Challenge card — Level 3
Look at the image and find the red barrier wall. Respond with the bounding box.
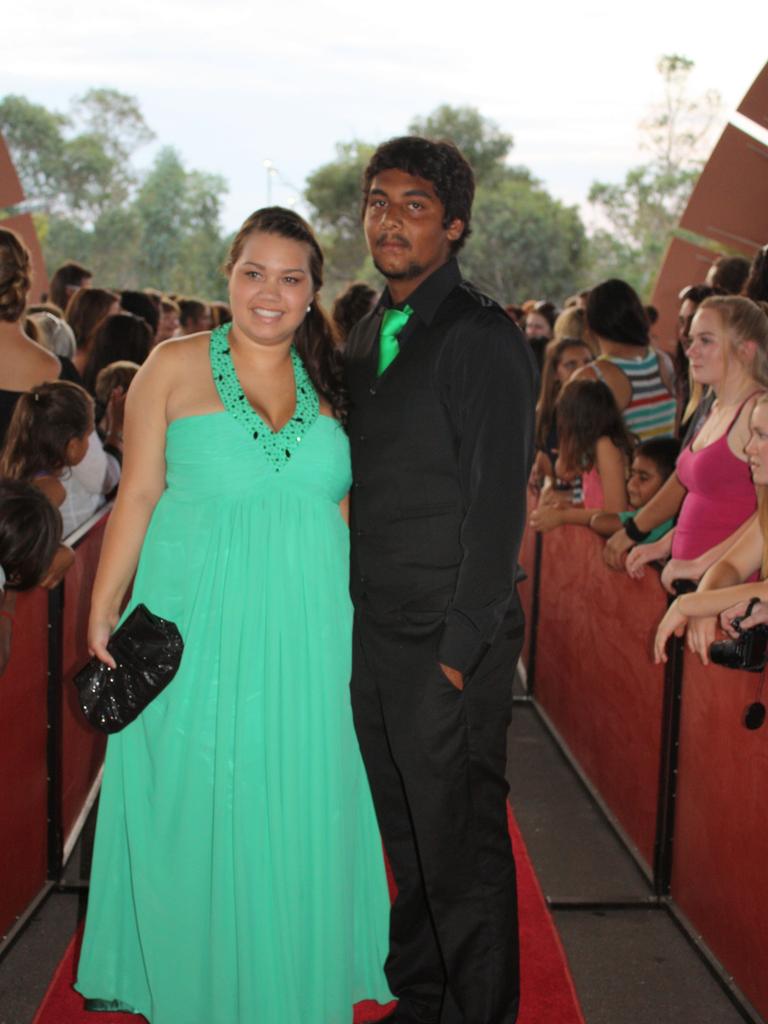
[0,588,50,939]
[59,514,108,845]
[532,524,668,868]
[671,659,768,1020]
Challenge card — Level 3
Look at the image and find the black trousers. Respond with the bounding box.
[351,608,522,1024]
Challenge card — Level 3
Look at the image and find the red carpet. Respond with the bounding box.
[33,805,584,1024]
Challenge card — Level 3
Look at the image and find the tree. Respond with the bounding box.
[586,55,722,297]
[2,89,230,298]
[304,141,375,293]
[408,105,513,185]
[67,88,155,219]
[304,107,587,302]
[0,88,154,224]
[133,147,228,297]
[461,176,587,304]
[0,95,68,210]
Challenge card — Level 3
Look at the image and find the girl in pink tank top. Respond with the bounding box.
[662,297,768,573]
[654,391,768,666]
[673,392,760,560]
[530,378,633,532]
[622,297,768,583]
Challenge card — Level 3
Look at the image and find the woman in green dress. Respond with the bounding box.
[76,209,392,1023]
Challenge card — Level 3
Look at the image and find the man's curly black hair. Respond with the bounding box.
[361,136,475,254]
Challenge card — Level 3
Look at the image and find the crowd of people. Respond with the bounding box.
[1,127,768,1023]
[520,243,768,666]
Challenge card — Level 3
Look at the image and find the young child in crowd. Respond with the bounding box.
[0,479,63,675]
[94,360,139,408]
[530,337,593,494]
[94,359,139,436]
[590,437,681,543]
[0,381,97,538]
[529,378,634,532]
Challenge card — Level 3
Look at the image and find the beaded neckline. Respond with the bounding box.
[210,323,319,472]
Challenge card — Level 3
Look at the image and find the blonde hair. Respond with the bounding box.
[0,228,31,323]
[552,307,594,351]
[698,296,768,387]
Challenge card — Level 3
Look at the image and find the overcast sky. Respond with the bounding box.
[4,0,767,232]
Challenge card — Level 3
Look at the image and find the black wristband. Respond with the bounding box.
[625,516,650,543]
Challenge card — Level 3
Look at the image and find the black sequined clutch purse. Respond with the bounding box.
[74,603,184,734]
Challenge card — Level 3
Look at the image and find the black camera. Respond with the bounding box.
[709,599,768,673]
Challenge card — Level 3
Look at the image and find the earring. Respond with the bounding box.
[306,305,312,313]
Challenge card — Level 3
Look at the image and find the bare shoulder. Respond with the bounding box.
[575,359,624,384]
[741,389,767,415]
[729,388,768,451]
[35,343,62,376]
[572,363,599,382]
[151,332,210,366]
[134,334,209,384]
[35,475,66,507]
[574,359,631,408]
[733,389,767,429]
[16,334,61,382]
[595,434,622,461]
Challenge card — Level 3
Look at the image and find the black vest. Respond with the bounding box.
[346,281,500,619]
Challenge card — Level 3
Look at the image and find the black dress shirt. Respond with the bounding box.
[345,258,537,675]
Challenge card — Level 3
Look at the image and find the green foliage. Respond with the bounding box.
[461,177,587,304]
[408,105,513,185]
[304,106,584,304]
[0,89,155,223]
[1,90,228,299]
[586,54,721,298]
[0,95,68,208]
[133,148,229,297]
[305,141,375,294]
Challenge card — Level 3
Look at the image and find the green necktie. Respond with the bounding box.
[377,304,413,375]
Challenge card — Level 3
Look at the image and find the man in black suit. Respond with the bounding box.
[345,136,536,1024]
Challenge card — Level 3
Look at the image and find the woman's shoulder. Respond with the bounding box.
[731,388,768,432]
[139,333,210,379]
[572,359,632,407]
[595,434,626,457]
[21,336,62,378]
[153,332,210,361]
[35,475,66,507]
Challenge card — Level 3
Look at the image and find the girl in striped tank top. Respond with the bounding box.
[574,279,676,441]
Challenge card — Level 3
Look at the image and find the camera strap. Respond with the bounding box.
[744,673,766,731]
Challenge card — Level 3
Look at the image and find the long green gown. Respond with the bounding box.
[75,326,392,1023]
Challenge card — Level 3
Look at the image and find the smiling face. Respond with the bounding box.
[745,402,768,485]
[228,231,314,347]
[363,168,464,300]
[627,453,664,509]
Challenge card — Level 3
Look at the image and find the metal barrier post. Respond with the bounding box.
[46,584,64,882]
